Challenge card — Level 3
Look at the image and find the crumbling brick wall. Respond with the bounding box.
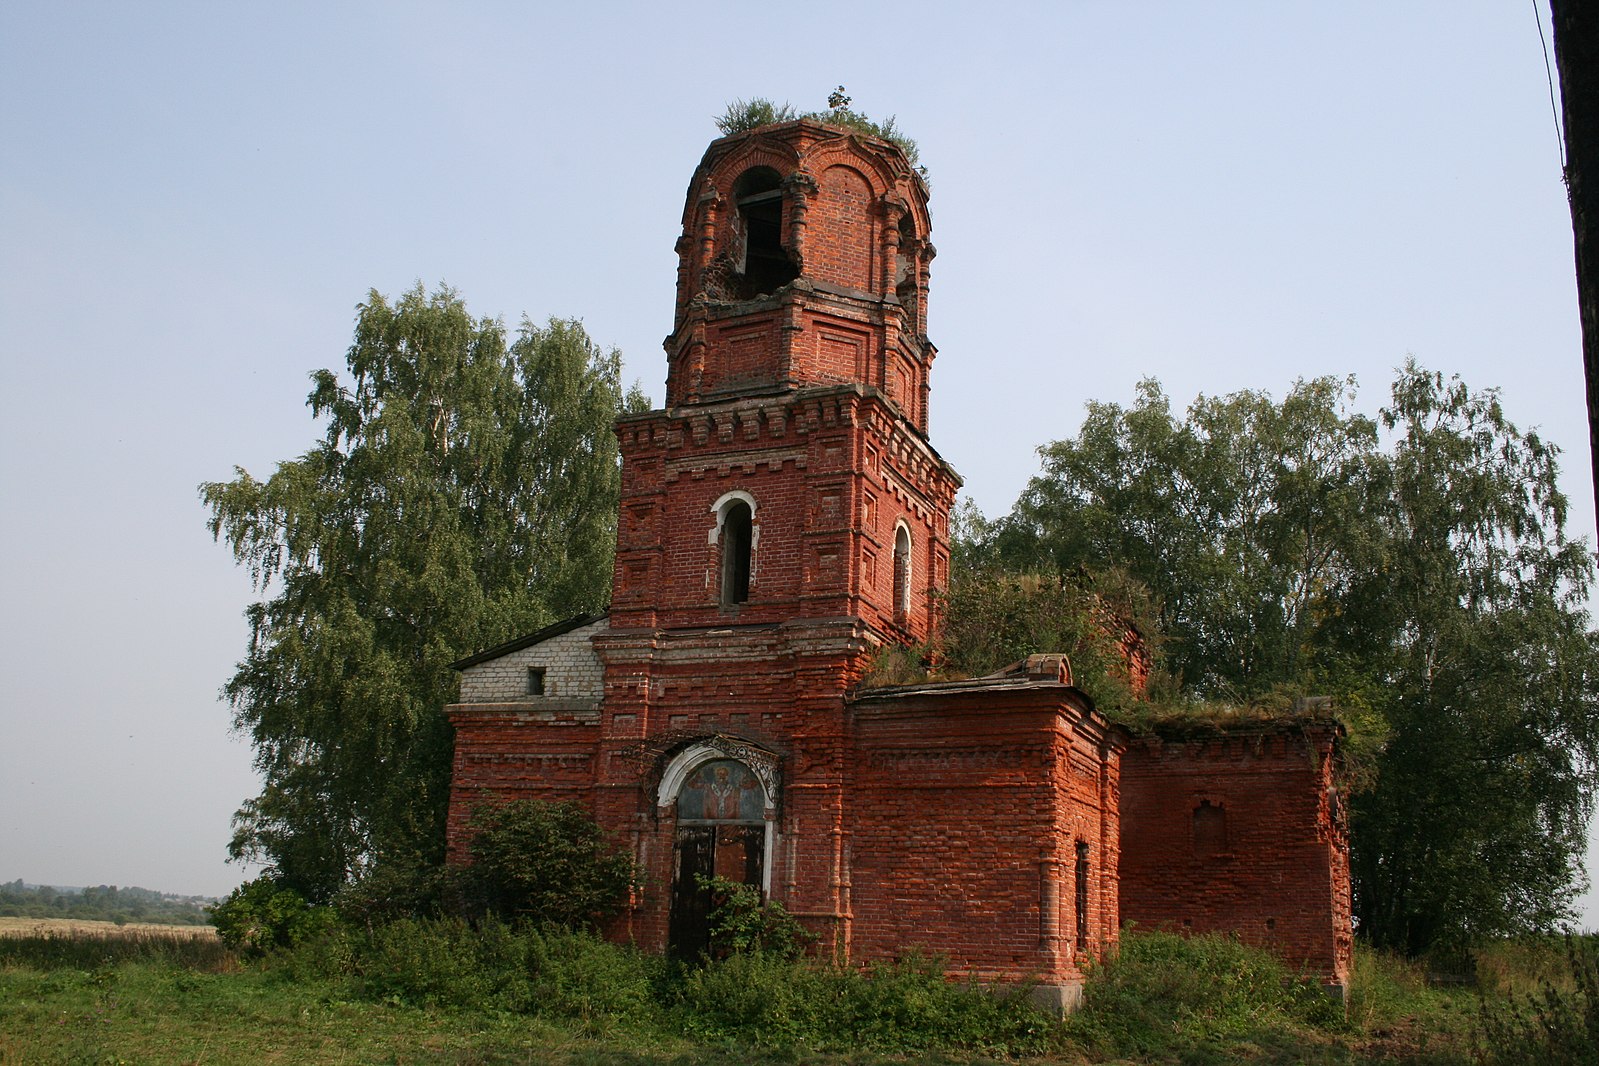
[1118,722,1352,993]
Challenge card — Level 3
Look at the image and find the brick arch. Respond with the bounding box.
[798,136,901,199]
[656,737,780,815]
[809,164,875,290]
[708,489,759,604]
[699,141,804,214]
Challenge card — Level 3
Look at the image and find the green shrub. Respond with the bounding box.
[715,97,797,135]
[713,90,923,173]
[350,916,660,1025]
[832,953,1049,1054]
[356,916,525,1010]
[699,875,815,960]
[522,926,662,1024]
[676,951,1050,1054]
[208,876,337,957]
[456,798,639,929]
[333,858,445,929]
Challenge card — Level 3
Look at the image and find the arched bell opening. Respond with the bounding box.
[730,166,798,298]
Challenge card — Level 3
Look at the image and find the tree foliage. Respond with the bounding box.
[935,568,1159,715]
[974,363,1599,953]
[201,285,644,902]
[456,799,639,930]
[208,876,336,956]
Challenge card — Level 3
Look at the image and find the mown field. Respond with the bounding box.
[0,922,1592,1065]
[0,916,217,938]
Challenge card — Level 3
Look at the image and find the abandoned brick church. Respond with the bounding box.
[443,119,1352,1008]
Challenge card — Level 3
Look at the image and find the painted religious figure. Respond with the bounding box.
[679,759,763,822]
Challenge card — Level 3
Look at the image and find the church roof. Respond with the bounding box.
[448,611,608,671]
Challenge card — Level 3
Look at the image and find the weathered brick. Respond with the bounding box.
[444,119,1352,1005]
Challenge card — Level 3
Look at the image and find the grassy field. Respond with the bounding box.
[0,923,1588,1065]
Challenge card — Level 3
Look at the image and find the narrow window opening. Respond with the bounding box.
[721,500,753,605]
[732,168,797,298]
[892,524,912,623]
[1074,841,1090,949]
[895,212,918,308]
[526,667,546,696]
[1193,800,1227,858]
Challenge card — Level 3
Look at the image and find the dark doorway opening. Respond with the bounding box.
[666,757,768,959]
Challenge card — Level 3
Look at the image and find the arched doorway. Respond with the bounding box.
[659,742,776,958]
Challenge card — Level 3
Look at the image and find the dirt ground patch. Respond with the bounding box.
[0,916,216,938]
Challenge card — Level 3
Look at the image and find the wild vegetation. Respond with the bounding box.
[716,87,924,173]
[946,365,1599,958]
[7,917,1595,1063]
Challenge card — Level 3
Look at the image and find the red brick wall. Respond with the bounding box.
[1118,724,1352,991]
[810,164,876,291]
[848,684,1122,990]
[442,707,603,865]
[610,387,956,643]
[587,620,868,953]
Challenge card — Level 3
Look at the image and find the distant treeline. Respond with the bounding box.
[0,880,212,926]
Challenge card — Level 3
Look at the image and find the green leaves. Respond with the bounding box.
[996,374,1382,699]
[201,285,635,901]
[458,799,639,930]
[981,363,1599,953]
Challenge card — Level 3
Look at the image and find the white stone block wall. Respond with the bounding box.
[459,619,608,702]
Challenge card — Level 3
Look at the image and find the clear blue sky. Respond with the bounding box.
[3,1,1595,924]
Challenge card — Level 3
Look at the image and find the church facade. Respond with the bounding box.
[444,119,1351,1008]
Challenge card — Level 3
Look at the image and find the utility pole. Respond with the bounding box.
[1550,0,1599,530]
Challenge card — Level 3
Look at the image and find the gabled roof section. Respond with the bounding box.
[449,611,608,671]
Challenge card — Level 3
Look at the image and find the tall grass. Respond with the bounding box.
[3,920,1511,1063]
[355,917,662,1027]
[1065,931,1343,1061]
[0,927,232,971]
[1477,936,1599,1066]
[674,950,1050,1054]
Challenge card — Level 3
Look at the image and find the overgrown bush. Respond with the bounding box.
[715,98,797,135]
[357,916,523,1010]
[208,876,337,957]
[333,858,445,929]
[456,798,639,929]
[714,88,922,173]
[699,875,815,960]
[676,951,1049,1054]
[353,917,660,1024]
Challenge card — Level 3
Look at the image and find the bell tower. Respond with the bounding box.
[608,119,959,640]
[591,120,960,954]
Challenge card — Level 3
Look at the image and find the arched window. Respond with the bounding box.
[711,492,756,606]
[731,167,797,298]
[892,522,912,623]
